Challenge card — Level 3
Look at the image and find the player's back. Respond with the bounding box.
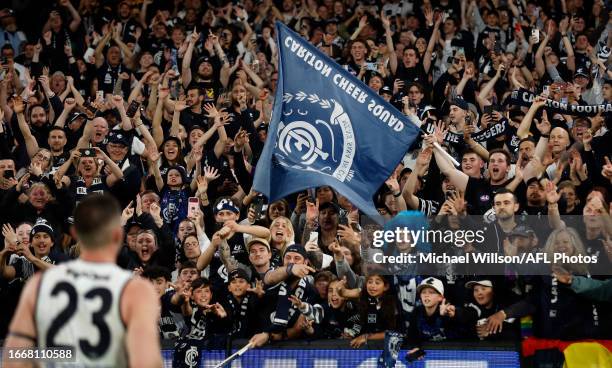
[35,259,133,367]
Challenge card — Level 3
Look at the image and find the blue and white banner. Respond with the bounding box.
[253,22,421,218]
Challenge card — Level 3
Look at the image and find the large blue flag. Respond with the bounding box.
[253,22,421,218]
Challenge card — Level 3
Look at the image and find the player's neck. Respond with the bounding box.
[79,248,117,263]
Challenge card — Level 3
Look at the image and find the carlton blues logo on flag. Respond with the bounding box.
[254,22,421,218]
[276,93,355,182]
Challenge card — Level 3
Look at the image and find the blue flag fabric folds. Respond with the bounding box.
[253,22,421,218]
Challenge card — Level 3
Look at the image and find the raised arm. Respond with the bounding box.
[13,97,39,158]
[148,151,164,192]
[181,31,200,88]
[151,86,168,147]
[111,27,134,64]
[534,31,549,78]
[170,100,187,138]
[433,144,468,192]
[517,96,547,139]
[403,147,432,210]
[424,13,442,75]
[96,147,124,186]
[54,97,76,128]
[94,30,113,69]
[59,0,82,33]
[380,13,397,75]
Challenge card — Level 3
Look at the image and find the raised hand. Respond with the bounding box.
[121,201,135,225]
[2,223,18,248]
[174,99,188,112]
[288,295,305,309]
[545,180,560,204]
[305,198,319,223]
[203,103,219,118]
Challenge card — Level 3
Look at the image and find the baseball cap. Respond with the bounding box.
[380,85,393,96]
[450,97,469,111]
[465,279,493,289]
[247,237,271,252]
[228,268,250,282]
[285,244,308,259]
[107,131,130,146]
[417,277,444,295]
[574,67,589,79]
[213,197,240,215]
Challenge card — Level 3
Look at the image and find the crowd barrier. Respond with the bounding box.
[160,339,521,367]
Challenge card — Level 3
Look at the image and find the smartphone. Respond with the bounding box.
[406,348,426,362]
[308,231,319,244]
[543,85,550,97]
[251,196,264,220]
[79,148,92,156]
[444,190,457,200]
[366,62,378,71]
[126,100,140,118]
[307,188,316,203]
[531,29,539,43]
[484,105,494,115]
[3,169,14,179]
[338,216,348,227]
[187,197,199,218]
[465,114,472,125]
[96,90,104,101]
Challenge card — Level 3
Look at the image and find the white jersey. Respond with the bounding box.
[35,259,133,368]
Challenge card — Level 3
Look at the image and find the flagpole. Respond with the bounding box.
[213,342,253,368]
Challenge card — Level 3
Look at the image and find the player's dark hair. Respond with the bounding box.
[74,194,122,249]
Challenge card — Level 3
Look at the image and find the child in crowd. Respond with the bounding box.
[340,274,398,348]
[221,268,263,339]
[142,266,183,339]
[173,277,228,368]
[405,277,478,354]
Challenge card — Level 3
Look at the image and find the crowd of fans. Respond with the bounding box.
[0,0,611,366]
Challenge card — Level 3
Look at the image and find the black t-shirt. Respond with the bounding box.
[394,63,429,90]
[96,62,131,96]
[179,109,207,132]
[465,177,512,215]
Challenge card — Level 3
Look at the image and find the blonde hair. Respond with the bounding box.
[269,216,295,255]
[544,227,589,274]
[27,182,55,201]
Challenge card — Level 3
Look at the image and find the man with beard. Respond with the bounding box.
[47,127,69,172]
[182,30,222,103]
[435,145,512,215]
[478,189,520,256]
[249,244,319,347]
[11,97,52,166]
[177,84,205,132]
